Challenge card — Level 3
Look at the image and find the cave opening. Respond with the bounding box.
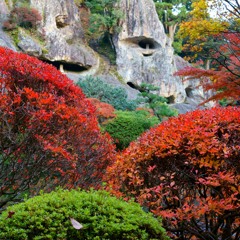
[138,39,155,49]
[127,82,138,90]
[42,60,88,73]
[185,87,194,98]
[166,95,175,104]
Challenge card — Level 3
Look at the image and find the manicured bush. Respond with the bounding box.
[105,107,240,239]
[0,47,115,209]
[0,189,169,240]
[76,76,138,111]
[103,110,159,149]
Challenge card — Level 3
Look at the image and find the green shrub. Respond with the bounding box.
[77,76,138,111]
[0,189,169,240]
[103,110,159,149]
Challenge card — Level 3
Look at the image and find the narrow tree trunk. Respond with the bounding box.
[168,23,178,44]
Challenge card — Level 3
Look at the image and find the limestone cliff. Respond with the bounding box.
[0,0,97,72]
[29,0,97,69]
[114,0,207,105]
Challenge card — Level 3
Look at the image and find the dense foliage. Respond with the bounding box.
[3,6,42,30]
[105,107,240,239]
[103,110,159,150]
[177,0,229,64]
[154,0,191,53]
[76,76,138,111]
[88,98,116,124]
[177,32,240,103]
[85,0,122,49]
[0,189,169,240]
[0,47,115,209]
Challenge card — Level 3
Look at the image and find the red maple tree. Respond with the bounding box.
[177,32,240,104]
[0,47,115,208]
[105,107,240,239]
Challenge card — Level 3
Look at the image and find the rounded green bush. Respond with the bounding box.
[103,110,159,149]
[0,189,169,240]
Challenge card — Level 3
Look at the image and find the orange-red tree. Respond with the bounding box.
[0,47,115,208]
[105,107,240,239]
[177,32,240,104]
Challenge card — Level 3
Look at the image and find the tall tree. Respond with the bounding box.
[177,0,229,68]
[154,0,191,49]
[176,0,240,103]
[176,32,240,103]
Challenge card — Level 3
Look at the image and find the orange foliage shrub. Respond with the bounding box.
[105,107,240,239]
[0,47,115,208]
[88,98,116,124]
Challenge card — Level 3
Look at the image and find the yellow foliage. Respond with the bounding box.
[178,0,229,55]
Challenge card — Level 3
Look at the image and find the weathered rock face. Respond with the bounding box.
[29,0,97,69]
[114,0,207,104]
[0,0,16,51]
[0,0,211,109]
[0,0,9,20]
[0,0,97,72]
[18,29,42,56]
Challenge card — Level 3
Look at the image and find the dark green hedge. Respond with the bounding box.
[103,110,159,149]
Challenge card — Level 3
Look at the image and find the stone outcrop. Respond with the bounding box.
[114,0,208,105]
[0,0,9,21]
[18,29,42,56]
[0,0,16,51]
[0,0,97,72]
[29,0,97,70]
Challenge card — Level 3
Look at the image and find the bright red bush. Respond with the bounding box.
[105,107,240,239]
[0,47,115,208]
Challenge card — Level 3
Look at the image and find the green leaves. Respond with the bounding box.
[77,76,138,111]
[86,0,122,38]
[138,83,178,120]
[0,189,169,240]
[103,110,159,149]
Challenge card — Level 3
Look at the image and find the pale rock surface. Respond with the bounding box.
[28,0,97,69]
[18,29,42,56]
[0,0,9,21]
[115,0,208,105]
[0,0,16,51]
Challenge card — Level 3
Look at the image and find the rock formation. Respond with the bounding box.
[114,0,208,105]
[0,0,16,50]
[29,0,97,71]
